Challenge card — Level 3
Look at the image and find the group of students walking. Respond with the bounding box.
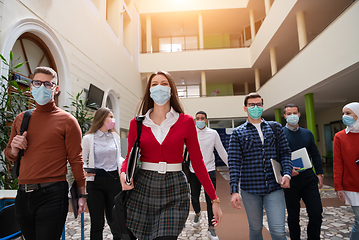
[4,66,359,240]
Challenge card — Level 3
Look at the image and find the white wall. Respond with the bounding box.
[137,0,249,13]
[140,48,251,73]
[258,1,359,110]
[180,95,246,118]
[0,0,144,130]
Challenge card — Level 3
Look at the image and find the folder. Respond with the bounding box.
[271,158,282,184]
[69,181,79,218]
[126,139,140,185]
[291,147,312,171]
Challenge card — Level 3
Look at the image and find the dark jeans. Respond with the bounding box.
[189,170,216,227]
[284,169,323,240]
[87,171,122,240]
[15,181,69,240]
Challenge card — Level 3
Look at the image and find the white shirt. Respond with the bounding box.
[190,126,228,173]
[143,107,179,144]
[93,130,118,171]
[344,191,359,206]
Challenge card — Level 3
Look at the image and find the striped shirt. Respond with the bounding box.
[228,119,292,195]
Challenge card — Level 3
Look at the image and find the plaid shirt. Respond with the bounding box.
[228,119,292,195]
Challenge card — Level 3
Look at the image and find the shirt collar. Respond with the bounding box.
[197,126,208,132]
[285,123,299,131]
[95,129,112,138]
[143,107,179,126]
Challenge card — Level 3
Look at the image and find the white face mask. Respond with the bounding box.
[150,85,171,106]
[32,85,53,105]
[286,114,299,125]
[196,121,206,129]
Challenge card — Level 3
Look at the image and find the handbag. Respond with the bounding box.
[182,147,191,180]
[112,115,144,240]
[10,109,34,179]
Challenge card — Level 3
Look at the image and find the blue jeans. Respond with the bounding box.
[15,181,69,240]
[351,206,359,240]
[241,189,286,240]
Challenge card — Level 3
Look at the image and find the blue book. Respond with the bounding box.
[292,157,305,171]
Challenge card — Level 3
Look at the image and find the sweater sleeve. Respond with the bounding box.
[307,130,323,175]
[121,118,137,173]
[185,117,217,200]
[66,115,86,188]
[4,112,24,162]
[333,133,344,191]
[214,131,228,166]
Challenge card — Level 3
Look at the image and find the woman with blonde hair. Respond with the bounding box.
[83,107,122,240]
[120,71,222,240]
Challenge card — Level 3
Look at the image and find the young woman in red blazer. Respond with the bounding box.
[120,71,222,240]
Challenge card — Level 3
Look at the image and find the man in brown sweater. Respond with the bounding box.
[5,66,87,240]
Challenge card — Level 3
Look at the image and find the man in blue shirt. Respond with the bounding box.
[229,92,292,240]
[282,104,323,240]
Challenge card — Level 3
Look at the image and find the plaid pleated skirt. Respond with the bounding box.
[126,169,190,240]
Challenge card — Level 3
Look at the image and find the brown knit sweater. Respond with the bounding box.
[5,101,86,187]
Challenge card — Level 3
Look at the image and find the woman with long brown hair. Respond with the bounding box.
[120,71,222,240]
[83,107,122,240]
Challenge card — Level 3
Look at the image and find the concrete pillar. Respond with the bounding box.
[146,15,152,53]
[264,0,272,15]
[198,13,204,50]
[275,108,282,125]
[244,82,249,95]
[296,11,308,50]
[249,10,256,41]
[201,71,206,97]
[305,93,317,142]
[255,69,261,91]
[270,47,277,76]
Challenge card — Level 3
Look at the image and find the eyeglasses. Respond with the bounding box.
[31,80,56,89]
[247,103,263,107]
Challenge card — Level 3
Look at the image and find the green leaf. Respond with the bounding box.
[14,62,25,69]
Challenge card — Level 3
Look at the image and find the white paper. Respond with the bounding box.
[291,147,312,169]
[271,158,282,184]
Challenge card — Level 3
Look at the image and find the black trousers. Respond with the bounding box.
[87,171,122,240]
[189,170,216,227]
[284,169,323,240]
[15,181,69,240]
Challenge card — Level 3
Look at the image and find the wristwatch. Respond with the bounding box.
[317,174,324,179]
[79,193,88,199]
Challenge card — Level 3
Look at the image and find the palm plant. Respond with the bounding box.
[0,51,34,189]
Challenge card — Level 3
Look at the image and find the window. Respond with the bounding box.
[12,32,58,105]
[159,36,198,52]
[177,85,199,98]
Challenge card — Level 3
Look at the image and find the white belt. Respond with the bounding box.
[141,162,182,174]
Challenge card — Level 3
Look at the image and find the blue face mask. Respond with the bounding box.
[196,121,206,129]
[32,85,53,105]
[150,85,171,106]
[286,114,300,125]
[247,106,263,120]
[342,115,356,126]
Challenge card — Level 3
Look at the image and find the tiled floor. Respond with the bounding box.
[62,166,356,239]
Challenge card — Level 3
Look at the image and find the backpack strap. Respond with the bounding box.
[20,109,34,135]
[135,115,145,140]
[11,109,34,179]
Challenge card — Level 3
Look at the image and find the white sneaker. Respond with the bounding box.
[208,227,219,240]
[193,212,201,227]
